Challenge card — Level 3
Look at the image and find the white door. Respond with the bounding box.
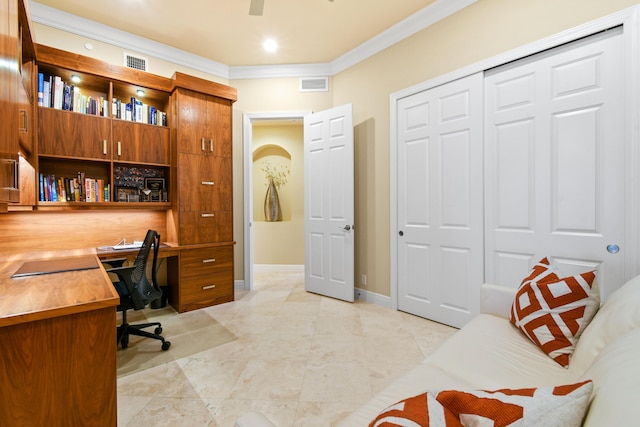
[396,73,484,327]
[484,29,625,300]
[304,104,355,302]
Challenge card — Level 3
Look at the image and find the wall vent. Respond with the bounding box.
[299,77,329,92]
[123,53,148,72]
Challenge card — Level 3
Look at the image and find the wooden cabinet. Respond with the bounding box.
[169,74,236,312]
[0,0,20,205]
[34,44,173,206]
[113,120,170,165]
[173,86,233,246]
[175,245,234,311]
[39,108,111,159]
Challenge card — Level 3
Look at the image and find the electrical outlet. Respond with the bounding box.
[361,274,367,286]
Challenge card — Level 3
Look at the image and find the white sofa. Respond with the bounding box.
[236,275,640,426]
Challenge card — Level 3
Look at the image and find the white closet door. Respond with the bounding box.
[397,73,484,328]
[484,28,625,299]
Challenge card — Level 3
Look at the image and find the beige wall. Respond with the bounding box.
[252,125,304,265]
[331,0,640,297]
[31,0,639,293]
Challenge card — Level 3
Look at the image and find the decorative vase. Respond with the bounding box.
[264,178,282,222]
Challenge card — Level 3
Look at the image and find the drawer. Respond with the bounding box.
[179,273,233,306]
[180,246,233,280]
[178,211,232,244]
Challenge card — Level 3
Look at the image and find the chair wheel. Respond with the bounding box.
[121,336,129,349]
[155,326,162,335]
[162,341,171,351]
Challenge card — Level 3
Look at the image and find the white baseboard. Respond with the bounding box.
[235,280,246,291]
[355,287,392,309]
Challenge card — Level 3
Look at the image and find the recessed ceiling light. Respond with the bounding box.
[263,39,278,53]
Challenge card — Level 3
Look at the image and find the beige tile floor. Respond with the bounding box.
[117,269,457,427]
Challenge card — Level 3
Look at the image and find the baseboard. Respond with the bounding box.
[235,280,245,291]
[355,287,392,309]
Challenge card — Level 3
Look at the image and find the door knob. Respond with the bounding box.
[341,225,352,231]
[399,231,404,236]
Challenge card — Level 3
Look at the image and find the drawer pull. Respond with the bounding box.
[201,137,206,151]
[210,139,214,152]
[201,213,215,218]
[201,181,215,186]
[202,258,216,263]
[117,141,121,156]
[103,140,108,155]
[202,285,216,290]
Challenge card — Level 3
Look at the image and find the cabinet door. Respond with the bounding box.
[207,96,232,158]
[178,153,231,212]
[112,120,170,165]
[0,0,19,203]
[17,83,32,157]
[38,108,111,159]
[175,89,210,155]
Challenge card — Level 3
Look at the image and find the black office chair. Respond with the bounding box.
[106,229,171,351]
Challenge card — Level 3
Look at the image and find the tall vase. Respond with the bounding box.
[264,178,282,222]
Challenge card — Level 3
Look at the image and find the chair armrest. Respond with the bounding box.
[234,411,276,427]
[480,283,517,319]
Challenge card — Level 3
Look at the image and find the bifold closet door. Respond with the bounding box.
[396,73,484,328]
[484,28,626,299]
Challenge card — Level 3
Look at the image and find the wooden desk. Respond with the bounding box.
[0,254,119,427]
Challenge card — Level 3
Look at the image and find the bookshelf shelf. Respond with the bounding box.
[33,45,174,210]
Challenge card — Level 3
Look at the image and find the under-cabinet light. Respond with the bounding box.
[71,75,81,83]
[136,90,145,97]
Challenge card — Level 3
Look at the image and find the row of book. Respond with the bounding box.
[37,73,167,126]
[37,73,109,117]
[39,173,110,203]
[112,97,167,126]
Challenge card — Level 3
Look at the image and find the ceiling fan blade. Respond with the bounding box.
[249,0,264,16]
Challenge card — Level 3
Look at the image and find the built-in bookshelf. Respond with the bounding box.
[34,45,173,210]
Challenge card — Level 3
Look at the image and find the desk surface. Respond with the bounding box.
[0,253,119,328]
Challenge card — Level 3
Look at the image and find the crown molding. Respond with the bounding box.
[30,1,230,79]
[30,0,477,81]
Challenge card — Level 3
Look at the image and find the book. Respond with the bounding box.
[37,73,44,106]
[53,76,63,109]
[62,83,71,111]
[43,79,51,108]
[38,173,44,201]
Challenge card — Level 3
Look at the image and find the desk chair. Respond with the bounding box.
[106,229,171,351]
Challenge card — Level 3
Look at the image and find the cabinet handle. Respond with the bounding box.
[103,140,108,155]
[202,285,216,290]
[117,141,121,156]
[201,213,215,218]
[201,181,215,186]
[210,139,214,152]
[19,109,27,132]
[202,258,216,263]
[201,137,206,152]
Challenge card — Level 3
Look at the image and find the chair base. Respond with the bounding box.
[117,311,171,351]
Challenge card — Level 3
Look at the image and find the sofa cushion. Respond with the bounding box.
[369,381,592,427]
[571,273,640,373]
[427,314,576,388]
[509,257,599,367]
[580,327,640,427]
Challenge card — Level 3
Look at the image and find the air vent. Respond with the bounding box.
[300,77,329,92]
[123,53,148,72]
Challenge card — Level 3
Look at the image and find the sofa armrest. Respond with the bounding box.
[480,283,517,319]
[235,411,276,427]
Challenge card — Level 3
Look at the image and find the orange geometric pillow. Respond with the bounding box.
[509,258,599,367]
[369,380,593,427]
